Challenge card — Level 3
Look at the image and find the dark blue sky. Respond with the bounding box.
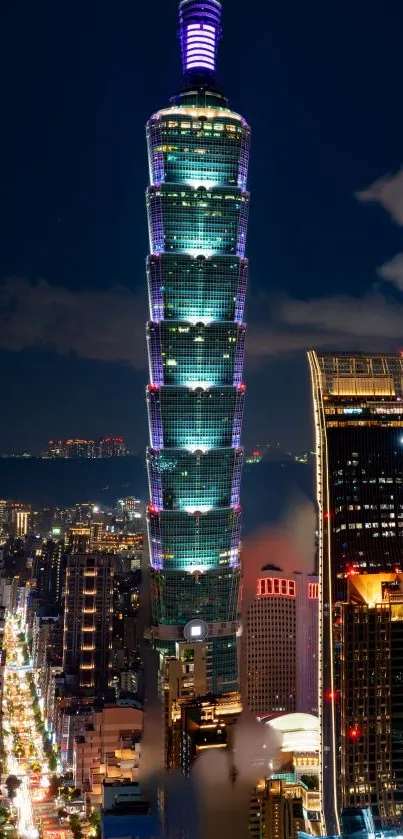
[0,0,402,455]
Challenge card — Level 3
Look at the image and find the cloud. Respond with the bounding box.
[355,166,403,225]
[0,277,147,367]
[246,291,403,361]
[1,275,402,371]
[378,252,403,291]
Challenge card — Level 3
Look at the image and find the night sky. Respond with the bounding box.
[1,0,402,455]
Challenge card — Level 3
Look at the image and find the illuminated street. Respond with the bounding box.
[2,610,52,839]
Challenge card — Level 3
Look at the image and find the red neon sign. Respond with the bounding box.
[308,582,319,599]
[256,577,296,597]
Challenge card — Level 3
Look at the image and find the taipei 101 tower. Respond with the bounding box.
[145,0,250,692]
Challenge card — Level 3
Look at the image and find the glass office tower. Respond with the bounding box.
[309,352,403,834]
[341,573,403,827]
[145,0,250,692]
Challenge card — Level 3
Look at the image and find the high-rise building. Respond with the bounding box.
[159,640,241,774]
[145,0,250,693]
[340,572,403,827]
[63,553,114,694]
[0,500,8,532]
[43,438,129,459]
[68,525,91,554]
[117,497,142,523]
[73,503,94,525]
[43,440,67,458]
[9,503,31,537]
[65,439,96,459]
[99,437,128,458]
[33,537,66,606]
[250,779,305,839]
[245,570,318,716]
[309,351,403,833]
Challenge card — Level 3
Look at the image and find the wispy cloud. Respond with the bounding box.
[355,164,403,298]
[4,163,403,378]
[1,277,403,369]
[0,278,147,367]
[378,252,403,291]
[246,291,403,361]
[355,166,403,225]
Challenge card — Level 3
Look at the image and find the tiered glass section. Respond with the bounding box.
[145,0,250,692]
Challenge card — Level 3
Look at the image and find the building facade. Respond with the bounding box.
[43,437,128,458]
[245,570,318,716]
[63,553,114,693]
[341,573,403,827]
[9,503,31,537]
[309,352,403,833]
[159,638,241,774]
[145,0,250,693]
[33,537,66,606]
[250,779,305,839]
[73,705,143,810]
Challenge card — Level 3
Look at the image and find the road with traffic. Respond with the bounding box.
[2,612,54,839]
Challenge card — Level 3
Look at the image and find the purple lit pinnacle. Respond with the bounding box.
[179,0,222,76]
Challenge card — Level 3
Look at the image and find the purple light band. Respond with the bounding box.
[179,0,222,76]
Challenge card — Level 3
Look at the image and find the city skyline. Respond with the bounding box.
[1,2,402,835]
[1,0,402,454]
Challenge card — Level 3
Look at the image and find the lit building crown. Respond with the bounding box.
[179,0,222,78]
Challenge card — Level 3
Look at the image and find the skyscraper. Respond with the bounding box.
[309,351,403,833]
[145,0,250,692]
[34,537,66,606]
[245,570,318,716]
[340,572,403,827]
[63,553,114,693]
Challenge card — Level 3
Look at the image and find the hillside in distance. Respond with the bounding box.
[0,456,314,536]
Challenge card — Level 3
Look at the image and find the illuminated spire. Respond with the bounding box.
[179,0,222,78]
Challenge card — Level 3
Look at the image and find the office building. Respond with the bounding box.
[340,572,403,827]
[309,351,403,833]
[159,639,241,775]
[0,501,8,532]
[99,437,128,458]
[68,525,91,554]
[65,439,96,459]
[169,690,242,777]
[246,570,318,716]
[43,440,67,458]
[117,497,142,523]
[9,503,31,537]
[145,0,250,693]
[32,614,63,709]
[296,576,319,715]
[33,537,66,606]
[73,503,94,524]
[63,553,114,693]
[250,779,305,839]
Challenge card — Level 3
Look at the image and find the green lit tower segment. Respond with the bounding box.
[145,0,250,692]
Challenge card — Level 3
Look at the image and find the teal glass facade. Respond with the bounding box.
[145,0,250,692]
